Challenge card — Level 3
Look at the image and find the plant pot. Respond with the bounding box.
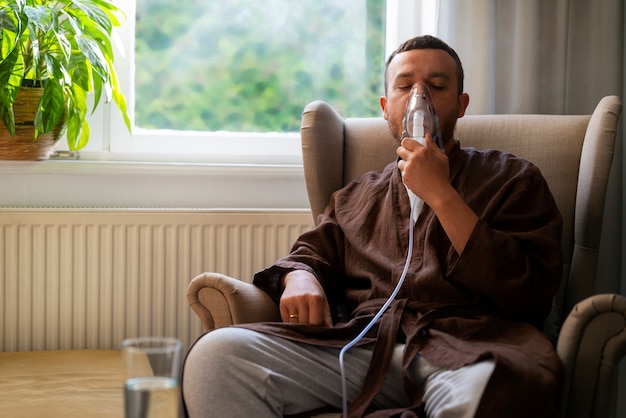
[0,86,63,161]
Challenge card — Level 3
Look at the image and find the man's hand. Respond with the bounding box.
[397,133,450,204]
[280,270,333,327]
[397,134,479,254]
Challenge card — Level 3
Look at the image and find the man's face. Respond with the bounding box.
[380,48,469,149]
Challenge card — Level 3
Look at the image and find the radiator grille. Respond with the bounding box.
[0,209,313,352]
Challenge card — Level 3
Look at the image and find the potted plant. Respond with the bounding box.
[0,0,131,160]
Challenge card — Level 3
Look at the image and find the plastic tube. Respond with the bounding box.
[339,197,418,417]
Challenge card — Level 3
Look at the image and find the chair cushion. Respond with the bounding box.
[0,350,124,418]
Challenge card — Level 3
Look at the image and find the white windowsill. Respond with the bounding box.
[0,159,309,209]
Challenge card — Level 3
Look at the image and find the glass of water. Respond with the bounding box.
[122,337,182,418]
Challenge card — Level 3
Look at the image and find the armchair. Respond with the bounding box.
[188,96,625,418]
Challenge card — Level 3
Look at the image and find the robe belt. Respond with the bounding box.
[347,300,481,418]
[348,298,407,417]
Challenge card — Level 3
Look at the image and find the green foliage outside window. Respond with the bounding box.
[135,0,386,133]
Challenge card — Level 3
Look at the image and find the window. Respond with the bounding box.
[3,1,433,210]
[134,0,385,133]
[72,1,387,164]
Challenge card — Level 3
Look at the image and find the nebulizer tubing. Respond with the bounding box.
[338,83,441,417]
[338,197,418,417]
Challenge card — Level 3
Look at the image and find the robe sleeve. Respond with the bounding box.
[445,160,563,325]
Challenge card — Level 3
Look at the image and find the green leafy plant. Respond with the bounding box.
[0,0,130,150]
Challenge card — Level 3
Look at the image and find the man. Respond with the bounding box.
[183,35,563,418]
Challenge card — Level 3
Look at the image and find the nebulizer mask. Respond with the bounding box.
[401,82,444,150]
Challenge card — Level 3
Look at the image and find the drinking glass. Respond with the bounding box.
[123,337,182,418]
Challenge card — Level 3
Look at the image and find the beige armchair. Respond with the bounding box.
[188,96,626,418]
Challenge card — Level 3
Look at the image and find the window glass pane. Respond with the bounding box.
[134,0,386,133]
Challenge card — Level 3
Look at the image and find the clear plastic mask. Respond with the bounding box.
[401,83,443,150]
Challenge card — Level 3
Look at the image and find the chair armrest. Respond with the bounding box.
[187,272,281,331]
[556,293,626,418]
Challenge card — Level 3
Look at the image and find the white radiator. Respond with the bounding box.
[0,208,313,352]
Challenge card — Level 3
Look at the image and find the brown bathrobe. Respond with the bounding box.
[248,140,564,417]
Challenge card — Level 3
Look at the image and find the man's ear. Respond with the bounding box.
[457,93,470,118]
[380,96,388,120]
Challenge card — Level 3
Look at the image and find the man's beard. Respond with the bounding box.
[386,110,404,146]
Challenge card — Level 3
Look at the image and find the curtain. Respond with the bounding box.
[435,0,624,115]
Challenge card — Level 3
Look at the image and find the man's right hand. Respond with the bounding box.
[280,270,333,327]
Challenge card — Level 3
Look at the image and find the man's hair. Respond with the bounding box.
[384,35,464,95]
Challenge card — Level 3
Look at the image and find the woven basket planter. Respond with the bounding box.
[0,86,63,161]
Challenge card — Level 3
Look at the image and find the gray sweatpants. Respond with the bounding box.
[182,327,494,417]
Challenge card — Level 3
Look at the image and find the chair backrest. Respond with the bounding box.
[300,96,622,323]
